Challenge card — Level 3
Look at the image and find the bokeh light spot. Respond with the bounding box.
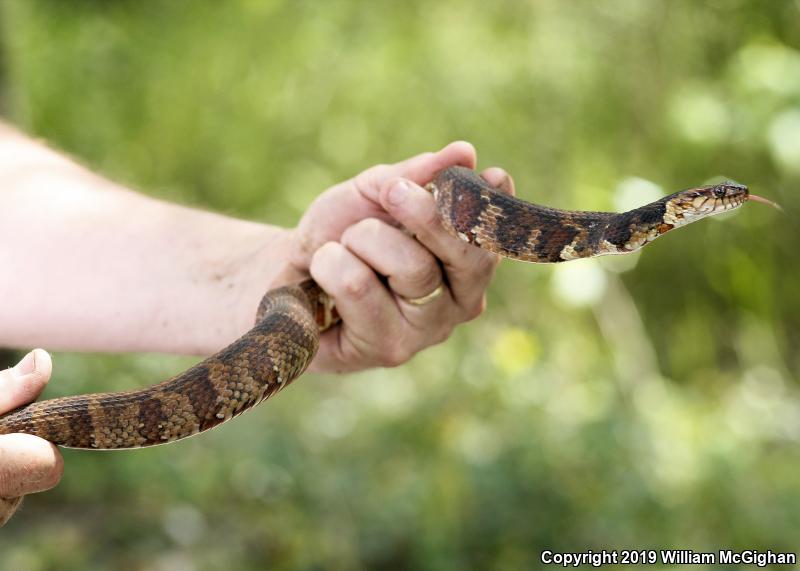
[490,327,540,376]
[767,108,800,175]
[669,86,732,145]
[551,259,608,307]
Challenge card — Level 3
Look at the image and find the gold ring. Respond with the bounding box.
[401,284,444,306]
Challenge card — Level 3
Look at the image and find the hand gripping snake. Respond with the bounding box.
[0,167,776,451]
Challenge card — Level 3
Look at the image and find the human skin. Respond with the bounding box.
[0,350,62,525]
[0,121,514,514]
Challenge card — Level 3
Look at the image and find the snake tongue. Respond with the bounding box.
[748,194,783,211]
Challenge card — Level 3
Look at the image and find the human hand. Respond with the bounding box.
[0,349,63,526]
[276,142,515,373]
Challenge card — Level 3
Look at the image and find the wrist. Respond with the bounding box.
[230,225,299,339]
[159,214,295,356]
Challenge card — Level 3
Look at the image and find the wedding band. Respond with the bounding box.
[401,284,444,306]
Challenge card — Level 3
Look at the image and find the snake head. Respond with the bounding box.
[664,181,749,227]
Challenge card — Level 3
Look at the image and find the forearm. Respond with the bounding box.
[0,122,292,355]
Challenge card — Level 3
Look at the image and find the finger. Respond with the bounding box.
[375,140,477,191]
[288,187,396,279]
[309,242,404,371]
[340,218,443,300]
[479,167,516,196]
[289,142,477,271]
[0,433,64,497]
[378,178,498,317]
[0,349,52,413]
[349,141,478,205]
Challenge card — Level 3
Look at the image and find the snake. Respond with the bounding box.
[0,167,773,451]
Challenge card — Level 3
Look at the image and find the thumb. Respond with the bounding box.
[0,349,52,414]
[0,349,62,527]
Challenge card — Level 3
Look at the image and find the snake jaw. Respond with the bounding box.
[664,181,750,227]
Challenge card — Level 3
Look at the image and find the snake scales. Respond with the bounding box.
[0,167,764,450]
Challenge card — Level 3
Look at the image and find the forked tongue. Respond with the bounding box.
[748,194,783,211]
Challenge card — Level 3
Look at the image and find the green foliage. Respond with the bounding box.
[1,1,799,569]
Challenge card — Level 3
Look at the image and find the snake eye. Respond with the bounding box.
[713,187,726,199]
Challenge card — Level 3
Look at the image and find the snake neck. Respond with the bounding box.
[600,198,675,255]
[430,166,684,262]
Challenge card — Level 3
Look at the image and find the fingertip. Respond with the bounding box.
[379,176,431,211]
[0,434,64,496]
[439,140,477,170]
[309,240,343,267]
[311,240,380,306]
[339,217,383,249]
[0,350,53,412]
[379,177,409,209]
[12,349,52,387]
[17,348,52,401]
[308,241,347,287]
[395,141,477,187]
[480,167,516,196]
[29,349,52,386]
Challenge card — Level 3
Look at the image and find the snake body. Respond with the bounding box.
[0,167,752,449]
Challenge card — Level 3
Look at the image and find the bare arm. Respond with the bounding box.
[0,121,289,355]
[0,125,514,525]
[0,122,513,367]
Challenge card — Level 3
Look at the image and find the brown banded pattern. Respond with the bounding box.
[0,168,753,450]
[428,167,750,263]
[0,282,322,449]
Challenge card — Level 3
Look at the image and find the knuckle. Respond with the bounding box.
[380,345,412,368]
[309,241,345,277]
[355,165,389,190]
[291,228,317,268]
[430,325,454,346]
[405,261,440,291]
[310,241,341,264]
[342,217,383,245]
[340,268,373,302]
[310,242,348,291]
[475,252,500,275]
[464,295,487,321]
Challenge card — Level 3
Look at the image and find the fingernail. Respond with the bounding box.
[12,351,35,377]
[387,180,409,207]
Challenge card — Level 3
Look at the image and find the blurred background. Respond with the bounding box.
[1,1,798,569]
